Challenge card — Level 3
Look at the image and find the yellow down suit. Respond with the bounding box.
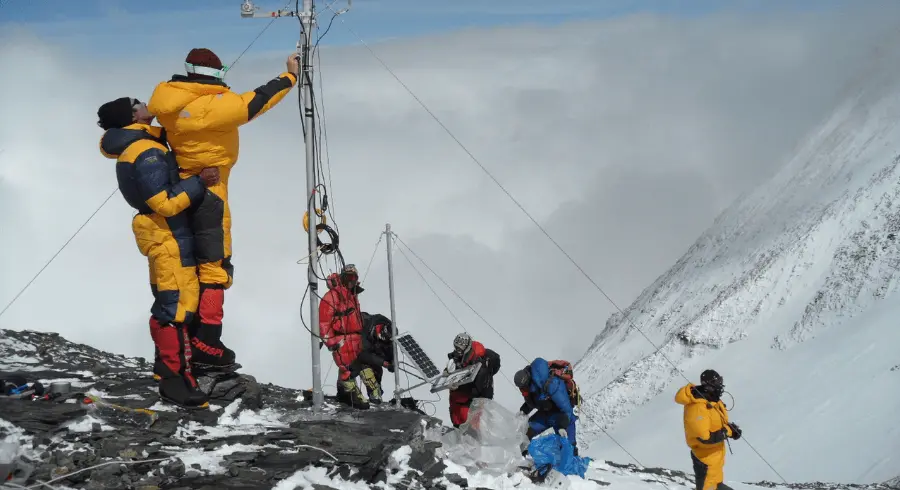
[146,71,297,366]
[99,123,206,326]
[675,383,735,490]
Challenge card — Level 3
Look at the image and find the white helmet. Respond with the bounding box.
[453,332,472,359]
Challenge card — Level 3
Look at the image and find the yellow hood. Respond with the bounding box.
[674,383,703,406]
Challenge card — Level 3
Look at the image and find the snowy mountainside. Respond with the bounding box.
[3,329,896,490]
[573,57,900,482]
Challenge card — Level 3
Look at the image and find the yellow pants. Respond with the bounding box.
[133,214,200,325]
[691,450,725,490]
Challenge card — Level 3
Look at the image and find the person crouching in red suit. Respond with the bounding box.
[446,332,501,427]
[319,264,370,409]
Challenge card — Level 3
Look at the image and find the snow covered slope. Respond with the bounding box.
[574,46,900,485]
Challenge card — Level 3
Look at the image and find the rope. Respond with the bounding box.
[11,457,171,490]
[227,0,293,72]
[390,239,519,390]
[360,232,385,285]
[391,233,529,363]
[332,14,790,482]
[0,188,117,323]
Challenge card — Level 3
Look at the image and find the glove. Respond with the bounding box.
[558,428,568,440]
[384,361,395,373]
[728,423,742,440]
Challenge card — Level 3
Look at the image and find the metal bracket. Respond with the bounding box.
[241,0,297,18]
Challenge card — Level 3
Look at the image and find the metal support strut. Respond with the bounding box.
[385,225,402,407]
[299,0,324,411]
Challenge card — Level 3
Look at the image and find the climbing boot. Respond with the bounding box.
[191,286,237,370]
[360,367,383,404]
[154,320,209,410]
[337,379,370,410]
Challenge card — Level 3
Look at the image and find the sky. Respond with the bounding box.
[1,0,899,423]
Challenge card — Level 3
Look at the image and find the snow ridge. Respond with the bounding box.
[573,55,900,445]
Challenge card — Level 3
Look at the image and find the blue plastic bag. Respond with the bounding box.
[527,434,591,478]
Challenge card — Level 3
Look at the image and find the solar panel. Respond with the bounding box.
[430,363,481,393]
[396,333,440,378]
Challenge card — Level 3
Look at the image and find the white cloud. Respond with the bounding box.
[1,3,897,422]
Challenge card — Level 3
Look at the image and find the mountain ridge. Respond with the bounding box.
[572,46,900,484]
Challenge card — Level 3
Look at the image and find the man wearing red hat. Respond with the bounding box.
[148,48,299,370]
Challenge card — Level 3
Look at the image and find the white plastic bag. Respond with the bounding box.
[439,398,530,474]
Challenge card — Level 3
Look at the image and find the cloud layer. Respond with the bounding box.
[1,3,898,420]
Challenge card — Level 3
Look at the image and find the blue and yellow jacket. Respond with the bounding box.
[99,124,206,266]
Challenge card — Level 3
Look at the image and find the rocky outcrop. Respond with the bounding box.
[0,329,454,489]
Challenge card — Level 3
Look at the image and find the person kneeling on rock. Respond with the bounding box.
[346,312,395,405]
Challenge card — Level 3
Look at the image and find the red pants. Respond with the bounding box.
[449,390,472,427]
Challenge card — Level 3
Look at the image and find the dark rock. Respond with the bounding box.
[91,362,110,376]
[445,473,468,487]
[0,397,87,434]
[224,452,258,463]
[162,458,186,478]
[0,329,448,490]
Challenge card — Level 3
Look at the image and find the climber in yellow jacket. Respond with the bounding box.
[147,48,299,370]
[675,369,743,490]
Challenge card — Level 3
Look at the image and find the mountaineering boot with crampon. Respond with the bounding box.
[337,379,370,409]
[153,318,209,409]
[360,367,383,404]
[190,286,237,371]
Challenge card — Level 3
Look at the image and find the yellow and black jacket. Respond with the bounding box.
[146,72,297,180]
[675,383,734,490]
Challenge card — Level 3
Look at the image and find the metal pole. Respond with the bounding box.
[386,225,402,407]
[301,0,324,410]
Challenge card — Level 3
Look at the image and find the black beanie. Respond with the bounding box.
[97,97,135,130]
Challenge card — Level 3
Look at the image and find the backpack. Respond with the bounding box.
[544,360,583,415]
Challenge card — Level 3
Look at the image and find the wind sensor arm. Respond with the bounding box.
[240,0,296,18]
[240,0,352,18]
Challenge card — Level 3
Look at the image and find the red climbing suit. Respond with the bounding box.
[319,273,364,380]
[449,340,490,426]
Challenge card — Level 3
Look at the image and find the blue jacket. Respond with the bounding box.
[526,357,575,421]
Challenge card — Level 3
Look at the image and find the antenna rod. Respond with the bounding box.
[385,225,402,407]
[300,0,324,411]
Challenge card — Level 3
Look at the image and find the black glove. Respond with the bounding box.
[384,361,395,373]
[728,423,742,440]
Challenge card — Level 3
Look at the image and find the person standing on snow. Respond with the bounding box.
[319,264,370,409]
[674,369,742,490]
[346,312,395,405]
[513,357,578,454]
[146,48,299,371]
[446,333,501,427]
[97,96,220,409]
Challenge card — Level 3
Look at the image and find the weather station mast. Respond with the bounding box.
[239,0,350,411]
